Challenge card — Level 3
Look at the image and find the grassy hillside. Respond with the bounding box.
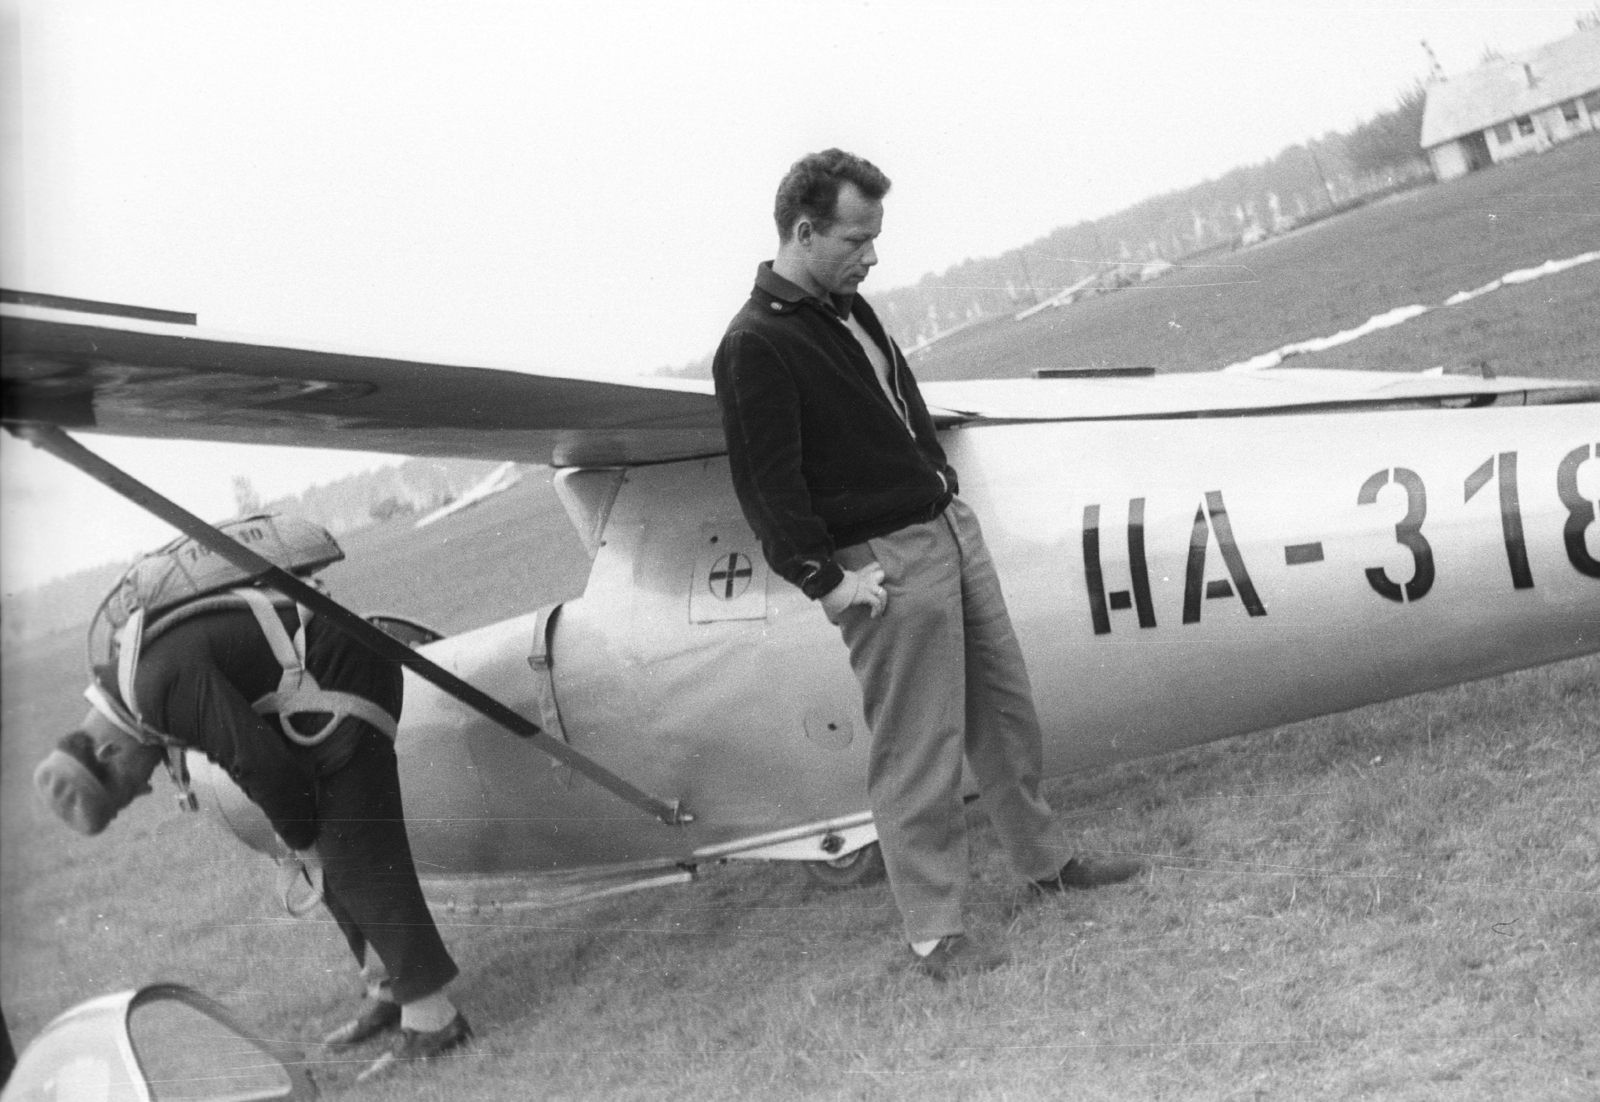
[316,472,591,636]
[913,136,1600,382]
[0,561,128,644]
[0,457,524,641]
[3,142,1598,1100]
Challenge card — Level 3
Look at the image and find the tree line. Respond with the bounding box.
[873,82,1432,352]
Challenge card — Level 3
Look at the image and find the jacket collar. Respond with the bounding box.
[753,261,856,319]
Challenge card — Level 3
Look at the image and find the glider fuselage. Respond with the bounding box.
[383,403,1599,891]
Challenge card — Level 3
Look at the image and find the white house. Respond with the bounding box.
[1420,27,1600,180]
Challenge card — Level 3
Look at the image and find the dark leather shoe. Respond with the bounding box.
[909,935,1010,981]
[356,1012,472,1082]
[1033,855,1143,893]
[321,999,400,1047]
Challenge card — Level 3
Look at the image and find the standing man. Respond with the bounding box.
[35,571,470,1080]
[712,149,1141,980]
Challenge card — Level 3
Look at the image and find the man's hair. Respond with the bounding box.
[773,149,891,241]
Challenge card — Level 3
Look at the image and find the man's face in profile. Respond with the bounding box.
[799,182,882,298]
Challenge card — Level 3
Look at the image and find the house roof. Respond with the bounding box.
[1420,26,1600,148]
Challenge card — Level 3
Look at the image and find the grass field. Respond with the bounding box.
[915,135,1600,383]
[4,139,1600,1101]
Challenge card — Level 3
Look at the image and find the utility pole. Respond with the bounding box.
[1420,39,1445,83]
[1016,250,1040,305]
[1306,139,1336,210]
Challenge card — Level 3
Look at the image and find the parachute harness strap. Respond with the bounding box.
[93,618,196,812]
[232,588,399,745]
[276,853,327,919]
[113,608,146,729]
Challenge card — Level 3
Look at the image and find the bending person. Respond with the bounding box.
[35,582,468,1082]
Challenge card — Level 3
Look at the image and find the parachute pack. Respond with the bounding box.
[88,513,344,724]
[81,515,396,811]
[92,513,344,644]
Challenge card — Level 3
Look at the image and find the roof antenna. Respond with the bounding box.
[1420,39,1445,82]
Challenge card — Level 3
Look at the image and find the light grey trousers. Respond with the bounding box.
[834,496,1070,943]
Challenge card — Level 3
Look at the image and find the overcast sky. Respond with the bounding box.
[2,0,1590,592]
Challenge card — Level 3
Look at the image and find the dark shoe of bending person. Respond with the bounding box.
[355,1012,473,1082]
[321,999,401,1047]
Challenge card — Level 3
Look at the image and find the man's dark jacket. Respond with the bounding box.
[713,264,957,600]
[135,606,401,851]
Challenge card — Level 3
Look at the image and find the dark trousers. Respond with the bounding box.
[315,726,458,1004]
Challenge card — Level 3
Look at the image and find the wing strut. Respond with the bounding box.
[7,423,693,827]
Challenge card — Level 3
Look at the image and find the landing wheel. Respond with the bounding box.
[802,842,885,889]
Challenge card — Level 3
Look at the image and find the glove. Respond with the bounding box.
[820,563,888,623]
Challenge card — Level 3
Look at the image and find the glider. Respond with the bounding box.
[4,289,1598,907]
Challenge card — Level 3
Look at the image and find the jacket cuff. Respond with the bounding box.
[799,560,846,601]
